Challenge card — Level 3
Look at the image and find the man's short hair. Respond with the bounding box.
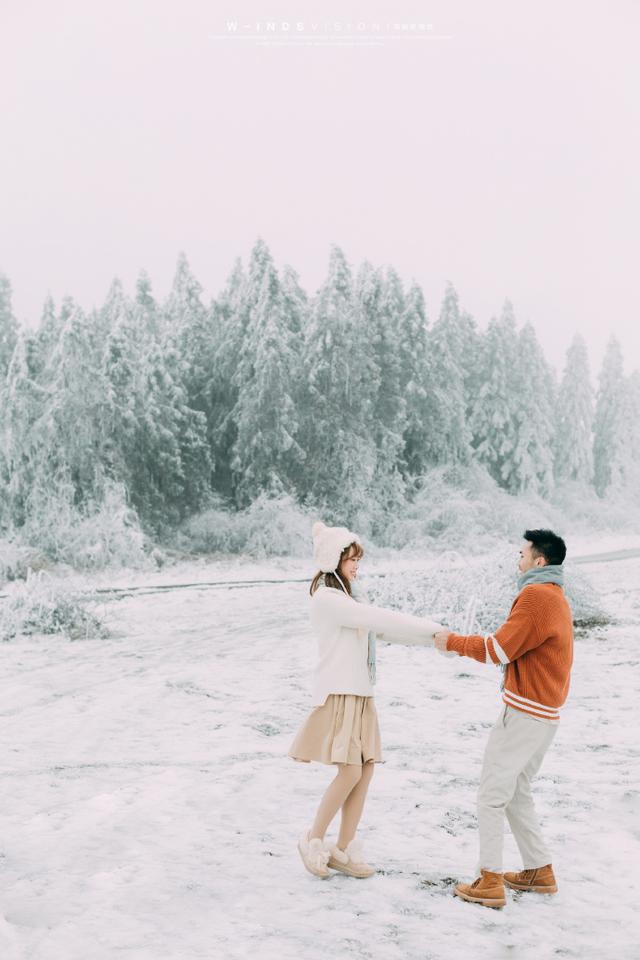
[524,529,567,566]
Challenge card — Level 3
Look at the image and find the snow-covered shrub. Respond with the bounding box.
[18,479,152,571]
[551,480,640,533]
[380,464,561,552]
[0,539,49,582]
[364,547,607,634]
[177,494,315,558]
[0,570,108,641]
[176,498,242,554]
[240,494,316,557]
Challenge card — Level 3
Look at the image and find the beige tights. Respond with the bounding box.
[310,761,375,850]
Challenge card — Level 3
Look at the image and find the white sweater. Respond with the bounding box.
[309,584,443,706]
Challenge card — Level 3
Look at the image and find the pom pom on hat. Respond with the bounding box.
[312,521,362,573]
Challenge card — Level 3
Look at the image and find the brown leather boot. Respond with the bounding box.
[503,864,557,894]
[454,870,506,908]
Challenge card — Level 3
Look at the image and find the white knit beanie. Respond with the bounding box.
[312,521,362,573]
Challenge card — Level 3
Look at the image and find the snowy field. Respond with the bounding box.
[1,551,639,960]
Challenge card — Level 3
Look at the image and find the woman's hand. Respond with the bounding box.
[434,630,451,651]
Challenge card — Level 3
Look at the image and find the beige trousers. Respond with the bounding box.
[477,704,558,873]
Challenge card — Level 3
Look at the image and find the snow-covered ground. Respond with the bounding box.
[1,550,639,959]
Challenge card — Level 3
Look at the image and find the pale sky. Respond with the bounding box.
[1,0,638,377]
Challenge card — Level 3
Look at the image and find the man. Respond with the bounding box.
[434,529,573,909]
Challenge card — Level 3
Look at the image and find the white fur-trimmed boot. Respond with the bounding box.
[327,837,375,878]
[297,831,331,878]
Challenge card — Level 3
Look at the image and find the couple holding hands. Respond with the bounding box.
[288,521,573,909]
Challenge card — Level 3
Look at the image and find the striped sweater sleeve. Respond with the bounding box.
[446,592,546,665]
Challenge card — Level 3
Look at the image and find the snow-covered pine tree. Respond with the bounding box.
[424,283,472,465]
[136,335,212,527]
[210,239,280,504]
[134,270,158,333]
[164,252,206,335]
[70,281,130,482]
[280,264,308,338]
[101,309,210,531]
[29,294,60,380]
[97,277,128,346]
[470,299,521,490]
[0,275,20,526]
[32,295,76,384]
[1,301,111,532]
[593,336,625,496]
[300,245,378,521]
[278,264,310,490]
[129,270,162,357]
[131,271,160,360]
[607,369,640,494]
[398,282,431,477]
[512,322,555,494]
[229,257,305,504]
[622,370,640,489]
[164,252,210,397]
[0,273,18,379]
[371,266,407,461]
[101,289,144,494]
[39,302,109,502]
[209,257,247,498]
[554,334,594,483]
[162,254,223,501]
[0,330,48,527]
[220,242,278,501]
[459,307,482,423]
[351,263,406,518]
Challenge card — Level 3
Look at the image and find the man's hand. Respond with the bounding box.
[434,630,450,652]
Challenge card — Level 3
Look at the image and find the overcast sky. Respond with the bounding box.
[1,0,638,376]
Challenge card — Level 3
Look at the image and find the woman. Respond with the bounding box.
[289,521,442,879]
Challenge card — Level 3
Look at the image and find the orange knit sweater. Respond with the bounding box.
[445,583,574,722]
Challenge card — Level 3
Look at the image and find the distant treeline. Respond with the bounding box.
[0,239,638,534]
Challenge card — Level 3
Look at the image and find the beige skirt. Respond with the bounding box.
[288,694,383,766]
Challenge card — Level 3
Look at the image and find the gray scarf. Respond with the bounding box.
[517,564,564,593]
[351,580,376,685]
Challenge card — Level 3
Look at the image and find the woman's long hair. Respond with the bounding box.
[309,541,364,597]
